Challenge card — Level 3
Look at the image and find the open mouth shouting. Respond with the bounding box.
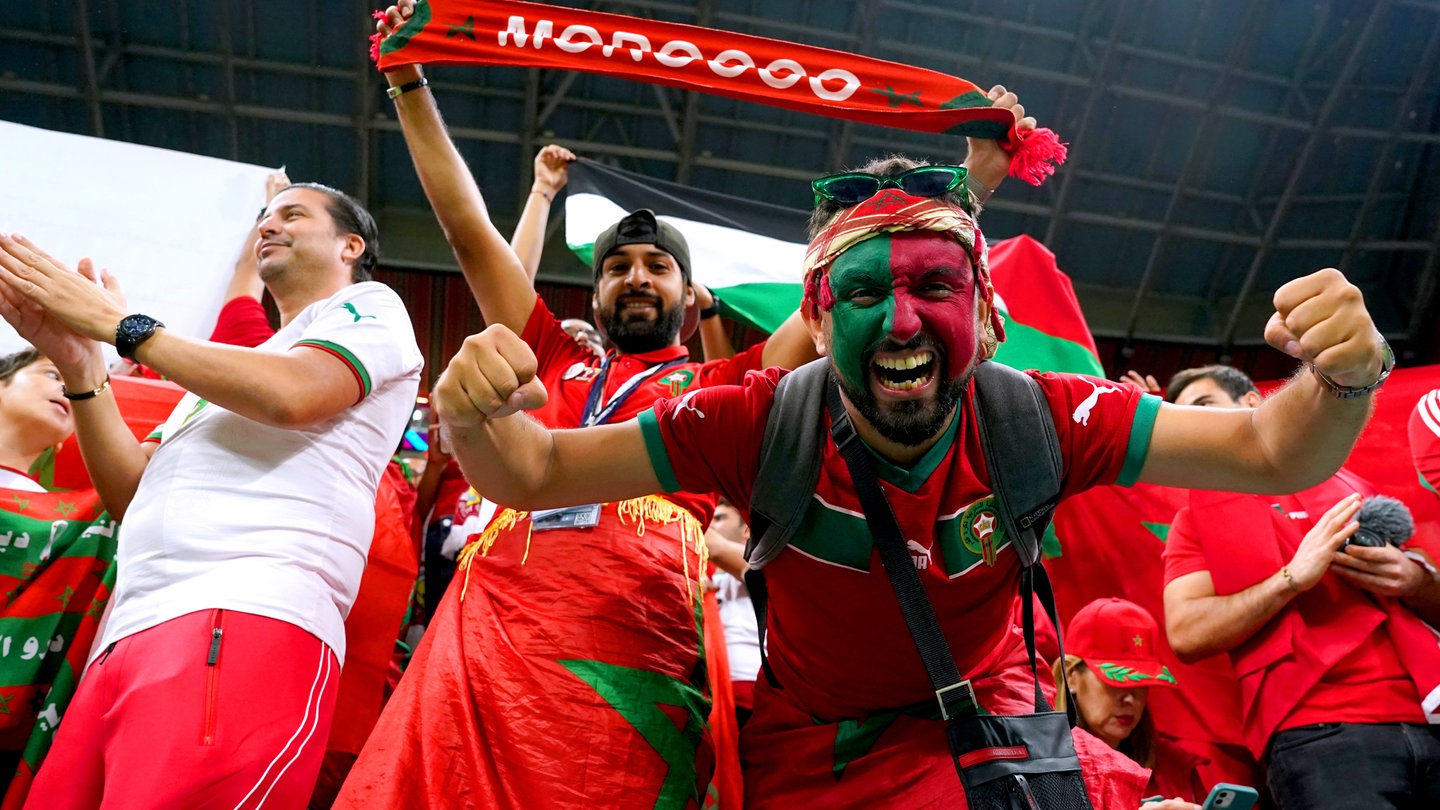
[873,349,936,393]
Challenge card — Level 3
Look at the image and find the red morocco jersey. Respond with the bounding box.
[521,295,765,523]
[639,365,1158,720]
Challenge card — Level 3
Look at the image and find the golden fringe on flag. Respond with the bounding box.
[455,496,708,602]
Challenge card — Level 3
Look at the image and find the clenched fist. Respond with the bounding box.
[1266,268,1386,390]
[433,324,548,430]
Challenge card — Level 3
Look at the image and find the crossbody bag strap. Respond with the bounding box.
[823,378,976,722]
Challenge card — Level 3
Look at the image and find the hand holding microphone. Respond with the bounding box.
[1343,495,1414,549]
[1332,494,1434,598]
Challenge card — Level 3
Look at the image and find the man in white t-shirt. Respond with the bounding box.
[0,182,422,809]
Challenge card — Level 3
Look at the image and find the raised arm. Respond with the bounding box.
[961,85,1036,205]
[432,324,661,509]
[705,530,749,579]
[224,169,290,304]
[693,284,736,362]
[376,1,536,334]
[511,144,575,282]
[1139,269,1385,494]
[1165,495,1361,662]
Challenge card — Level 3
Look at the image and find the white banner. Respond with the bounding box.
[0,120,275,356]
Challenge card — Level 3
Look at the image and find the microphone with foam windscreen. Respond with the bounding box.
[1346,495,1415,548]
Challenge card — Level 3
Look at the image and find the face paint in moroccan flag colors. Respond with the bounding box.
[826,231,980,390]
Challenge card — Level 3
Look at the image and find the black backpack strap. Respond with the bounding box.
[747,358,830,569]
[970,362,1062,567]
[971,362,1076,720]
[745,358,831,688]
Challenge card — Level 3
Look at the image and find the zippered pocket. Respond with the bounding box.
[202,609,226,745]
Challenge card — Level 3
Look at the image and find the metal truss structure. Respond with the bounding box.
[3,0,1439,361]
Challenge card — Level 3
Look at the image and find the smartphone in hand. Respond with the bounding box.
[1202,783,1258,810]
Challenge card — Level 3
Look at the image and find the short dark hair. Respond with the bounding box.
[1165,364,1260,403]
[0,348,44,384]
[807,154,972,239]
[286,182,379,282]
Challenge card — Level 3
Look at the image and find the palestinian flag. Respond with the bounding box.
[0,488,115,809]
[566,158,808,334]
[566,158,1103,381]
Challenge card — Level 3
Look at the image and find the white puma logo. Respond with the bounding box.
[906,539,932,570]
[675,389,706,419]
[1072,378,1122,426]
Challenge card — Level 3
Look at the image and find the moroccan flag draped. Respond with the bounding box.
[373,0,1066,183]
[0,488,114,808]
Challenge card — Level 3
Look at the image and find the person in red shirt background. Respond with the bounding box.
[1163,364,1440,809]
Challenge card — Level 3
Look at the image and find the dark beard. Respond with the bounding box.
[602,295,686,354]
[838,352,968,448]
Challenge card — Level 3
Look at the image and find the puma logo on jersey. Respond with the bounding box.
[675,389,706,419]
[1073,378,1122,426]
[907,539,932,570]
[343,303,377,322]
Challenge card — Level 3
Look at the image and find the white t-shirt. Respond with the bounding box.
[98,282,422,664]
[712,571,761,684]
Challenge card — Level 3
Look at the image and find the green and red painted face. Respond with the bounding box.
[825,230,981,391]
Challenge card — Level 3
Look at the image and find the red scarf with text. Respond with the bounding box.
[373,0,1067,184]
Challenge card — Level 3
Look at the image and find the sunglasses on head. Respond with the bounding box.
[811,165,970,207]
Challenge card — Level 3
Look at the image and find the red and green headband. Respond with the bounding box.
[801,192,1006,344]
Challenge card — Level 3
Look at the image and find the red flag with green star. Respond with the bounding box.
[0,488,114,808]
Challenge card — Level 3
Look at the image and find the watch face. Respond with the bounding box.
[119,315,157,341]
[116,314,164,359]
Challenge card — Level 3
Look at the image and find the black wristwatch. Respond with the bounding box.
[115,314,165,360]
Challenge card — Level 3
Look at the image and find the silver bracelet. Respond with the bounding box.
[1310,336,1394,399]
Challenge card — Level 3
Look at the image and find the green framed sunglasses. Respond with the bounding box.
[811,165,970,207]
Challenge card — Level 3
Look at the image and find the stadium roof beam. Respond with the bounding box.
[1218,0,1388,355]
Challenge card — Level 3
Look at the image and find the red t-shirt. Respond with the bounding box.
[208,296,276,348]
[520,295,765,523]
[1164,492,1424,729]
[640,366,1158,719]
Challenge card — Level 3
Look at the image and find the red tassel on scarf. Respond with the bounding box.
[1004,127,1070,186]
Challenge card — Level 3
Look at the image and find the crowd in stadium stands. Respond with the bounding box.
[0,2,1436,808]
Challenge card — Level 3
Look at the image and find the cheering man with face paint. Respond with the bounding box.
[351,7,1036,807]
[431,151,1393,807]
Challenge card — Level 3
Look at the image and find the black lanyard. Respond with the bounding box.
[581,354,688,427]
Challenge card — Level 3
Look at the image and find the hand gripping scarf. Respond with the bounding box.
[801,192,1006,346]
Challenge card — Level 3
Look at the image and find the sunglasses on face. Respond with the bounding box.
[811,165,971,208]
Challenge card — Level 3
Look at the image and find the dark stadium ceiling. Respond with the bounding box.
[3,0,1439,361]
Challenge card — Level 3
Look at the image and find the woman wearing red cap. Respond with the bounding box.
[1054,598,1208,804]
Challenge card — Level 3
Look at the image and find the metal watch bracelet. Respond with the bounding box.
[1310,336,1395,399]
